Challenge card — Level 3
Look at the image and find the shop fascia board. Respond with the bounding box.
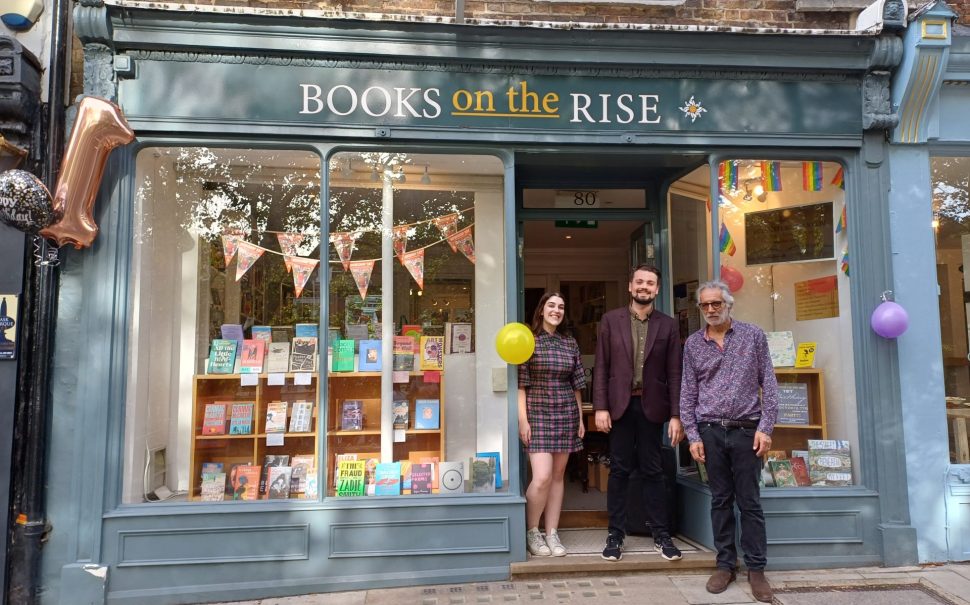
[944,34,970,81]
[87,4,896,75]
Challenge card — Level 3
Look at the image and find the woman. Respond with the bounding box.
[518,292,586,556]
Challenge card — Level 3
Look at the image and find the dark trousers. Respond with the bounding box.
[606,398,669,538]
[699,424,767,571]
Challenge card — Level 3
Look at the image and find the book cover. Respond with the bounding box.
[777,383,810,425]
[231,464,261,500]
[201,462,224,476]
[259,454,290,494]
[469,457,496,493]
[238,339,265,374]
[200,473,226,501]
[765,450,788,461]
[475,451,502,489]
[332,339,356,372]
[295,323,319,339]
[375,462,402,496]
[220,323,244,343]
[251,325,272,349]
[392,400,409,429]
[304,467,319,499]
[202,403,227,435]
[766,331,796,367]
[438,460,465,494]
[401,324,423,339]
[419,336,444,371]
[794,342,818,368]
[791,449,810,466]
[265,342,291,374]
[207,339,238,374]
[228,402,255,435]
[392,336,416,372]
[790,456,812,486]
[448,322,473,354]
[808,439,852,486]
[288,400,313,433]
[408,450,440,490]
[333,453,357,489]
[290,455,315,493]
[768,459,798,487]
[414,399,440,430]
[410,463,432,494]
[289,337,318,372]
[265,401,288,434]
[340,400,363,431]
[400,460,413,491]
[364,456,379,496]
[336,460,366,496]
[358,340,382,372]
[267,466,293,499]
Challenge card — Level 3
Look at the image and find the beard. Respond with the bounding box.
[703,309,730,326]
[631,290,656,306]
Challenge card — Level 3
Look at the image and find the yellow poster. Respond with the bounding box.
[794,276,839,321]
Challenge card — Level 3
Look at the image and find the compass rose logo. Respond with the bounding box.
[679,96,707,123]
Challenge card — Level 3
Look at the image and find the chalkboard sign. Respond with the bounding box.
[777,383,810,425]
[744,202,834,266]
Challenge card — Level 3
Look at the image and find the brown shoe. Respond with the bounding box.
[705,568,736,594]
[747,569,773,603]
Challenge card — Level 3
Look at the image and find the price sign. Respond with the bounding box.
[794,342,817,368]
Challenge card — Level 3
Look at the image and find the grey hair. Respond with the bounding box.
[697,280,735,306]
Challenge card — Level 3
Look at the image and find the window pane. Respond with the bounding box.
[326,152,506,496]
[124,147,322,503]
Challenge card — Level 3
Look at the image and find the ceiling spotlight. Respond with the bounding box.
[743,179,767,203]
[421,165,432,185]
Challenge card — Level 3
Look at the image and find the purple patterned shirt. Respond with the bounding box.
[680,319,779,443]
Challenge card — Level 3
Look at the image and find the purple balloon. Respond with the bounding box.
[870,301,909,338]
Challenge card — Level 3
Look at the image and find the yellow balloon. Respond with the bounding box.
[495,322,535,365]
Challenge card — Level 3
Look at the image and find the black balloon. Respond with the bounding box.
[0,169,56,234]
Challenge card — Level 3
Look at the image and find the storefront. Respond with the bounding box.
[43,2,922,603]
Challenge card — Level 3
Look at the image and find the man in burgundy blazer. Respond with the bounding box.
[593,264,684,561]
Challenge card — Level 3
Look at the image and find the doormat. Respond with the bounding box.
[774,583,958,605]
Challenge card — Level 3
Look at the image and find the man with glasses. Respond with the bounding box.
[680,280,778,604]
[593,264,684,562]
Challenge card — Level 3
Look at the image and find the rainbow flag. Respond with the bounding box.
[802,161,823,191]
[831,166,845,190]
[836,204,847,234]
[719,161,738,192]
[719,223,736,257]
[840,246,849,277]
[761,161,782,191]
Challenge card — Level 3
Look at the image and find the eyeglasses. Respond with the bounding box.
[698,301,725,310]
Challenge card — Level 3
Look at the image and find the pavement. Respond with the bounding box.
[211,563,970,605]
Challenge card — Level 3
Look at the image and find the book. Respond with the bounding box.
[290,337,318,372]
[220,323,244,344]
[358,339,382,372]
[414,399,440,430]
[448,322,473,354]
[267,466,293,499]
[231,464,261,500]
[288,400,313,433]
[251,325,272,349]
[340,400,364,431]
[202,403,227,435]
[768,459,798,487]
[238,339,265,374]
[304,467,319,499]
[794,342,817,368]
[469,456,496,493]
[791,449,810,465]
[760,465,775,488]
[475,451,502,489]
[400,460,413,491]
[777,383,810,425]
[408,450,440,490]
[265,401,288,434]
[808,439,852,486]
[765,450,788,461]
[207,339,238,374]
[392,400,409,429]
[364,456,380,496]
[260,454,290,494]
[290,454,314,493]
[438,460,465,494]
[375,462,402,496]
[228,402,255,435]
[336,460,366,496]
[401,324,423,339]
[392,336,416,372]
[766,331,796,367]
[201,462,224,476]
[410,463,432,494]
[265,342,290,374]
[419,336,444,371]
[200,473,226,501]
[295,323,319,339]
[332,339,356,372]
[790,456,812,486]
[333,453,357,489]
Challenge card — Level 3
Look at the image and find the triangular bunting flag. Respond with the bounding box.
[277,232,305,273]
[836,204,847,234]
[402,249,425,289]
[448,226,476,264]
[841,245,850,277]
[433,214,460,252]
[221,230,246,268]
[393,226,409,263]
[330,232,358,271]
[831,166,845,190]
[718,223,737,257]
[349,260,375,300]
[235,241,264,281]
[290,256,319,298]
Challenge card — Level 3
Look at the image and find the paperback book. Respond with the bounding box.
[437,460,465,494]
[264,401,288,434]
[231,464,261,500]
[333,453,357,489]
[408,451,440,490]
[768,459,798,487]
[220,323,244,344]
[340,400,364,431]
[400,460,413,491]
[392,336,416,372]
[304,467,319,499]
[200,473,226,502]
[414,399,440,430]
[290,337,318,372]
[267,466,293,499]
[238,339,265,374]
[358,340,382,372]
[288,400,313,433]
[290,455,315,493]
[295,323,319,339]
[336,460,366,496]
[228,402,255,435]
[790,456,812,486]
[332,339,356,372]
[374,462,402,496]
[207,339,238,374]
[265,342,290,373]
[251,325,272,349]
[777,383,810,425]
[808,439,853,486]
[766,330,796,367]
[475,451,502,489]
[202,403,227,435]
[419,336,444,371]
[392,400,409,429]
[201,462,224,476]
[469,456,497,493]
[410,463,433,495]
[259,454,290,494]
[364,456,379,496]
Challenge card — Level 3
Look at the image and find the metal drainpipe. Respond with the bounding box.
[7,0,70,600]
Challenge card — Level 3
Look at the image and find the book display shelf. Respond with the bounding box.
[189,374,319,500]
[772,368,827,453]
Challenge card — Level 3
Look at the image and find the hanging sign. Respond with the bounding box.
[349,260,375,300]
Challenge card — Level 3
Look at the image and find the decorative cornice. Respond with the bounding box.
[74,3,112,47]
[84,44,118,101]
[862,71,897,131]
[868,35,904,69]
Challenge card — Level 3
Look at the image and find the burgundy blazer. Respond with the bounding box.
[592,306,683,424]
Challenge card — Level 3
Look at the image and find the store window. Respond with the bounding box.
[931,156,970,464]
[672,159,859,488]
[123,146,323,504]
[325,151,507,497]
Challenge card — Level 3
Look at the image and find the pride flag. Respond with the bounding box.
[719,161,738,192]
[836,204,847,234]
[841,247,849,277]
[831,166,845,190]
[719,223,736,257]
[761,161,782,191]
[802,161,823,191]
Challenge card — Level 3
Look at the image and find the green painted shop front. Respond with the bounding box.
[42,4,918,604]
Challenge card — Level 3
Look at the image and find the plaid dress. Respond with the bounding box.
[518,331,586,453]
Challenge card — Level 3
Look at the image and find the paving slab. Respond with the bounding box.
[916,571,970,605]
[670,575,760,604]
[775,589,947,605]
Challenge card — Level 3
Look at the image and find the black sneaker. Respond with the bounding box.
[601,533,624,561]
[655,535,682,561]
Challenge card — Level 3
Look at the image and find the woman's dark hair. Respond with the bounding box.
[529,291,572,337]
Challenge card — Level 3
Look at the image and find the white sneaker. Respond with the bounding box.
[545,530,567,556]
[526,527,551,556]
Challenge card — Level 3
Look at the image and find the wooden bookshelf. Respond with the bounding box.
[772,368,827,453]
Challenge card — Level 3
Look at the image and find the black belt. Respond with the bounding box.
[699,418,760,429]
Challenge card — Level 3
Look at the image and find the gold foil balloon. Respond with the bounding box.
[0,169,56,234]
[40,96,135,249]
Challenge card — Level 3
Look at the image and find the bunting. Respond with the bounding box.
[349,260,375,300]
[718,223,737,257]
[802,161,823,192]
[330,231,359,271]
[433,214,460,252]
[761,161,782,191]
[719,161,738,193]
[276,233,305,273]
[235,241,264,281]
[836,204,847,234]
[840,246,850,277]
[221,230,246,267]
[831,166,845,190]
[393,226,409,263]
[402,249,425,289]
[289,256,320,298]
[448,226,476,264]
